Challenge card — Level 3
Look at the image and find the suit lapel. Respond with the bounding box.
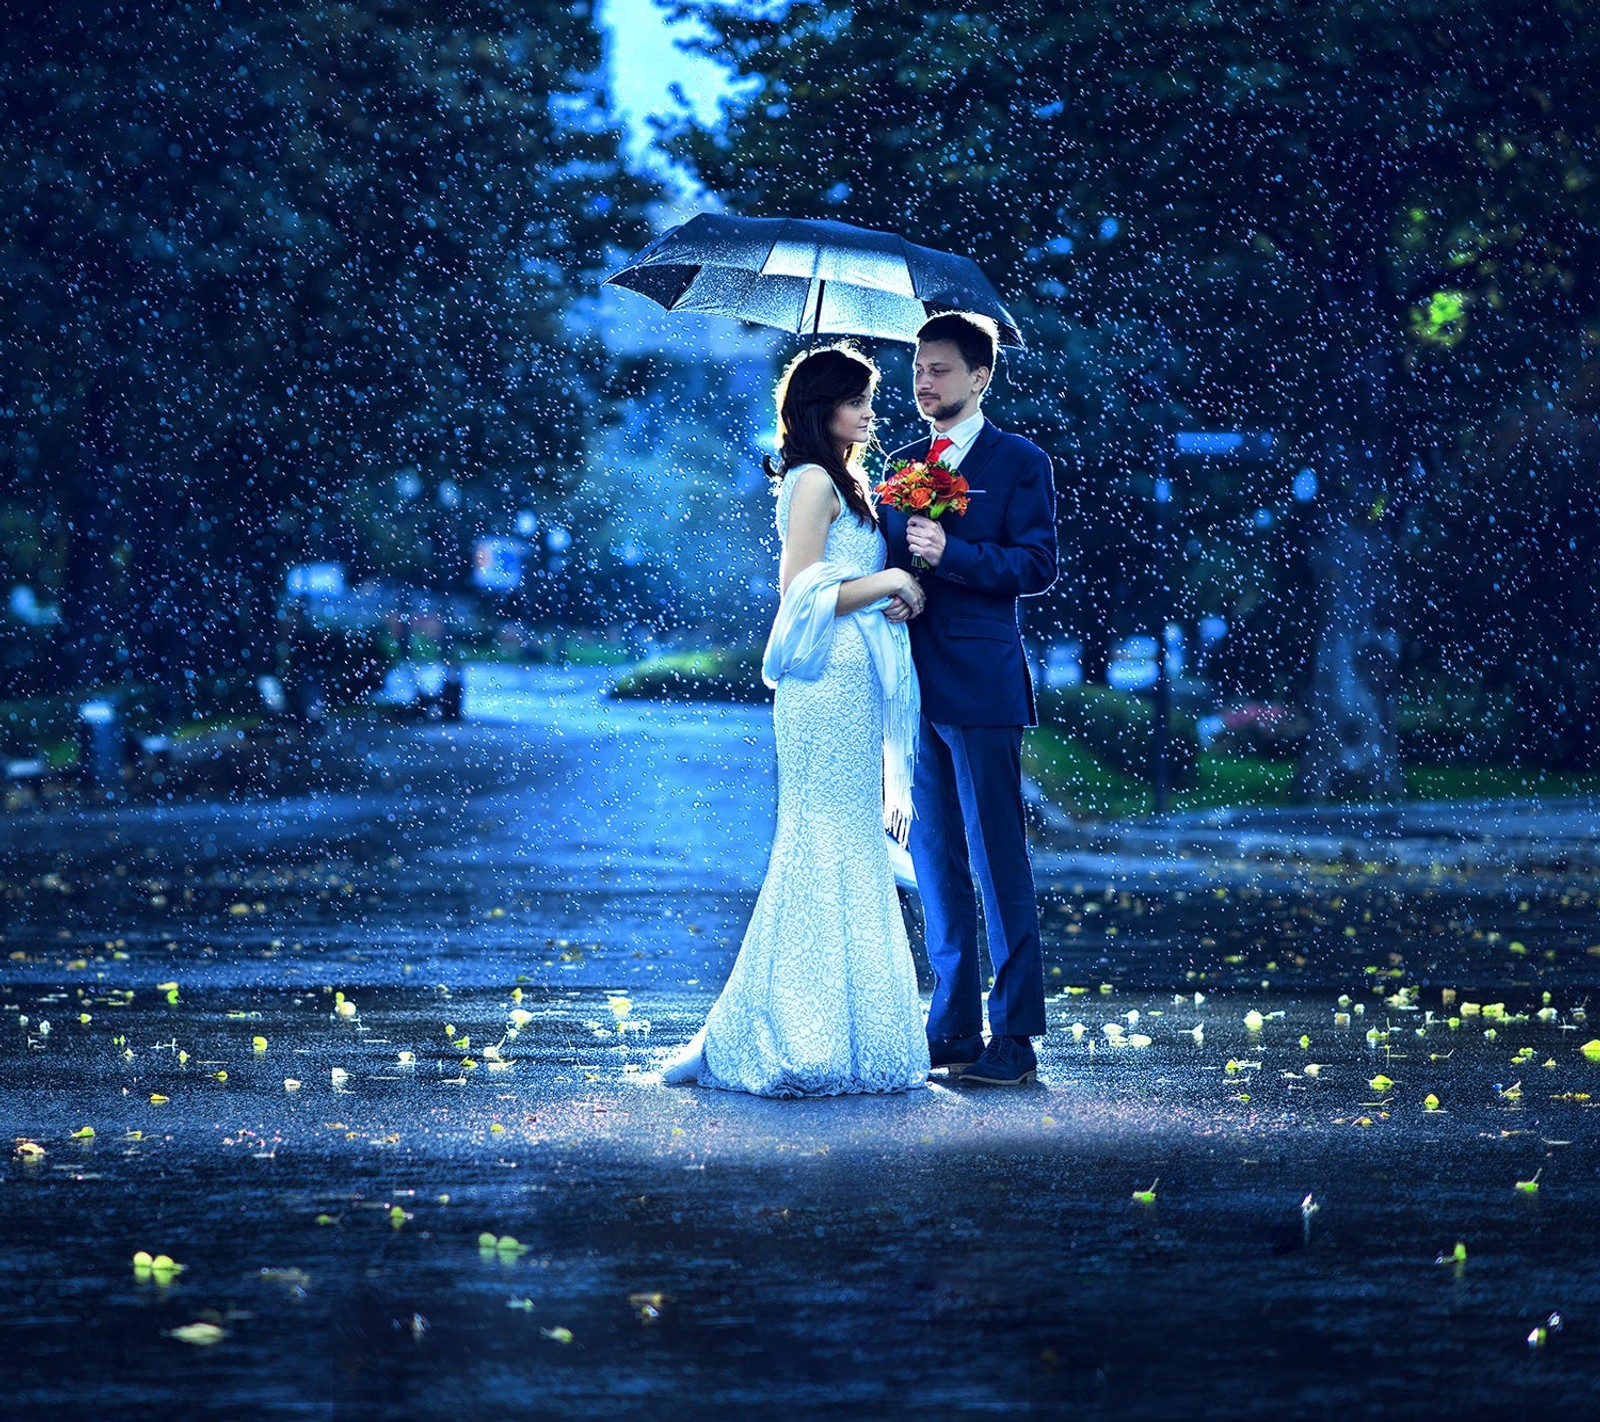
[958,419,1003,487]
[888,432,926,462]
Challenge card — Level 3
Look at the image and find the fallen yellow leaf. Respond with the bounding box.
[167,1322,226,1346]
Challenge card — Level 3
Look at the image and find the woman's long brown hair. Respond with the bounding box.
[762,344,880,526]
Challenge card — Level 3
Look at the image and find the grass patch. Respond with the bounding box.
[1027,727,1600,819]
[1184,752,1299,809]
[1024,730,1297,817]
[562,638,641,667]
[170,715,261,743]
[2,696,78,762]
[609,647,770,704]
[1035,684,1197,786]
[1023,729,1149,818]
[1403,764,1600,800]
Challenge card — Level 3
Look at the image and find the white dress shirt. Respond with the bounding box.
[926,408,986,470]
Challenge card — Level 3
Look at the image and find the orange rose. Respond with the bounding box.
[909,486,933,509]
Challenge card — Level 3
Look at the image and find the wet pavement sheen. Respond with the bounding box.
[4,667,1599,1418]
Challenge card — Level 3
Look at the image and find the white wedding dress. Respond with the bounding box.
[660,473,930,1097]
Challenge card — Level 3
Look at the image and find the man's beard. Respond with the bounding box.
[927,398,968,424]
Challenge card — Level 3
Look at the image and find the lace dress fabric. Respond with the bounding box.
[661,473,929,1097]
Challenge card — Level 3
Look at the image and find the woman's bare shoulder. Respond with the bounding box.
[785,464,841,514]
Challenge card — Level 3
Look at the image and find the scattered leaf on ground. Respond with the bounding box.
[168,1322,227,1346]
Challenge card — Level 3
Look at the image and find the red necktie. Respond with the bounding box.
[927,436,954,463]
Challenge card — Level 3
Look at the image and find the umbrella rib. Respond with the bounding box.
[896,234,927,304]
[658,265,702,309]
[759,223,815,337]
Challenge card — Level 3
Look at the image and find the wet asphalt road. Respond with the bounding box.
[3,666,1600,1419]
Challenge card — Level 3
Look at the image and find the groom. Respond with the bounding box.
[883,312,1058,1086]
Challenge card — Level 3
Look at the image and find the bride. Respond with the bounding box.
[661,344,932,1097]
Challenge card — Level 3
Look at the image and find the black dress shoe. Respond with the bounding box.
[928,1033,985,1074]
[960,1035,1038,1086]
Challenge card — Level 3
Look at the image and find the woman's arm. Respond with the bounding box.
[781,467,924,616]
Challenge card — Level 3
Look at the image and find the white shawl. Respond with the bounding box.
[761,560,920,844]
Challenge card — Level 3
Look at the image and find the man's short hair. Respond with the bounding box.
[916,311,999,374]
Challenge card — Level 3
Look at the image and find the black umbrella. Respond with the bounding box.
[603,212,1025,349]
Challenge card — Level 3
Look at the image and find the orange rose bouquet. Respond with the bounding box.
[874,457,973,568]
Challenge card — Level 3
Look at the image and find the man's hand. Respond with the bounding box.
[906,515,947,567]
[884,595,913,623]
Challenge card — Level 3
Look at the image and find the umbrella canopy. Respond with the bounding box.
[604,213,1025,349]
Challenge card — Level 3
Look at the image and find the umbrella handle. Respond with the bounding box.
[811,278,825,345]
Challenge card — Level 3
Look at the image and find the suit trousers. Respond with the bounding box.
[910,719,1046,1042]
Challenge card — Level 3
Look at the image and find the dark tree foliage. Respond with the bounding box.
[1,1,655,702]
[670,0,1600,766]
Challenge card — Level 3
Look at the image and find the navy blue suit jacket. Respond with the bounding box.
[882,419,1058,727]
